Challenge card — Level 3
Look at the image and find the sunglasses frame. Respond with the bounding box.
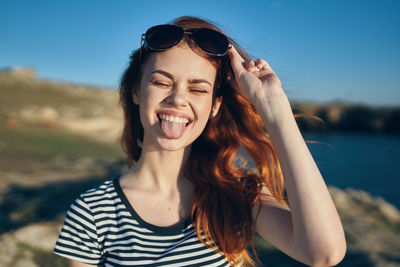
[140,24,230,60]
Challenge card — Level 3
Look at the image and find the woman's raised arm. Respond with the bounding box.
[228,46,346,266]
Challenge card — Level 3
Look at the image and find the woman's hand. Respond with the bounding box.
[227,45,293,128]
[227,45,284,104]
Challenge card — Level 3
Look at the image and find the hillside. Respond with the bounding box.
[0,68,123,143]
[1,69,400,266]
[291,101,400,134]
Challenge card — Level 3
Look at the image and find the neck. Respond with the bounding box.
[129,145,192,193]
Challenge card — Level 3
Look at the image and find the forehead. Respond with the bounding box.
[141,44,218,82]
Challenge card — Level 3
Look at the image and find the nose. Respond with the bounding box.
[166,84,187,106]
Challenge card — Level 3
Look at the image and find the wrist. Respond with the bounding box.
[253,92,296,133]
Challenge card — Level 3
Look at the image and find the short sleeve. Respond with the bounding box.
[53,196,104,265]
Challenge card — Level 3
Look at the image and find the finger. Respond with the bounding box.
[227,45,246,76]
[228,45,246,63]
[243,60,256,71]
[255,58,273,71]
[255,58,266,69]
[251,59,276,77]
[254,68,275,78]
[247,60,265,73]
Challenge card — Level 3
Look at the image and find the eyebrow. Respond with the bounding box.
[189,78,212,87]
[151,70,173,80]
[150,70,212,87]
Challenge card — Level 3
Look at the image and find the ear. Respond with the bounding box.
[210,96,222,118]
[133,90,140,105]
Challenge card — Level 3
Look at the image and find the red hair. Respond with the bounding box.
[120,16,288,266]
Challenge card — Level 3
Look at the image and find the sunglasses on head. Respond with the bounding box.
[141,24,230,57]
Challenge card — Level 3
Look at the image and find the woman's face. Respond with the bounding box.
[134,43,222,152]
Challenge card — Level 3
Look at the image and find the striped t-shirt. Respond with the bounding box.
[53,177,232,266]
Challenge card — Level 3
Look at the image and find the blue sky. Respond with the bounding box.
[1,0,399,106]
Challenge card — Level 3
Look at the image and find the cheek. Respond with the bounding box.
[138,88,157,125]
[140,87,161,108]
[194,99,213,122]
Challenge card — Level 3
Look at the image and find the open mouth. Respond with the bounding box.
[156,113,193,139]
[157,113,193,127]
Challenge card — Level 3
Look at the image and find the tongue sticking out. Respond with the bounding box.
[161,119,187,139]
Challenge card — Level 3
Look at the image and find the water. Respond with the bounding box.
[303,131,400,208]
[238,131,400,208]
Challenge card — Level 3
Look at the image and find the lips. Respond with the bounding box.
[156,110,193,127]
[156,111,193,139]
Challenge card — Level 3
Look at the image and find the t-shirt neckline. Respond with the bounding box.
[113,176,192,235]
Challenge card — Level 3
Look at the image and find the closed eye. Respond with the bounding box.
[190,89,208,93]
[151,81,171,87]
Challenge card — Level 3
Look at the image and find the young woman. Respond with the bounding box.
[54,16,346,266]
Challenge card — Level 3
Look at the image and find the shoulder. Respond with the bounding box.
[67,178,119,216]
[54,179,118,265]
[80,178,118,198]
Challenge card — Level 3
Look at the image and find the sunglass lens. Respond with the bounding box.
[193,28,229,56]
[146,25,183,50]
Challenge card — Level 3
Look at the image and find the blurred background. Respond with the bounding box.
[1,0,399,266]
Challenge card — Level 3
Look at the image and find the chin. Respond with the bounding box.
[155,137,192,151]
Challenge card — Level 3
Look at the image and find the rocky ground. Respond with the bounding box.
[1,174,399,267]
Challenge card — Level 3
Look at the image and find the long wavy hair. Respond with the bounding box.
[120,16,289,266]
